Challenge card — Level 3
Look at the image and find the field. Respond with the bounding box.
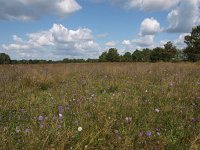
[0,63,200,150]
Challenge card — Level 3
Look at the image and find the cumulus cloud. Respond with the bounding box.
[133,35,155,48]
[105,41,117,47]
[0,0,81,21]
[122,40,132,50]
[2,24,99,60]
[166,0,200,33]
[139,18,161,35]
[94,0,180,11]
[174,33,190,49]
[125,0,180,11]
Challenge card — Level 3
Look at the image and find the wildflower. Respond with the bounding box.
[169,82,174,86]
[57,124,62,129]
[146,131,152,137]
[25,129,30,133]
[155,109,160,113]
[59,105,63,114]
[114,129,119,134]
[145,90,148,93]
[18,139,22,143]
[125,117,132,124]
[74,120,79,125]
[16,127,20,133]
[59,113,63,120]
[78,127,83,132]
[156,132,161,136]
[38,116,44,121]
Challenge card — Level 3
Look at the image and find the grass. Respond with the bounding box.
[0,62,200,150]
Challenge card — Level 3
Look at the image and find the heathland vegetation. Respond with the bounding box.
[0,63,200,149]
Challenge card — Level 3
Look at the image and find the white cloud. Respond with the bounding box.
[0,0,81,21]
[2,24,99,60]
[166,0,200,33]
[174,33,190,49]
[139,18,161,35]
[125,0,180,11]
[122,40,132,50]
[133,35,155,48]
[105,41,117,47]
[95,0,180,11]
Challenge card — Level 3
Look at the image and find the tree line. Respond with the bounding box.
[0,25,200,64]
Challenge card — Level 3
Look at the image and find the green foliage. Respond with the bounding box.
[0,53,11,64]
[164,41,178,61]
[106,48,120,62]
[121,52,132,62]
[184,25,200,62]
[99,51,108,62]
[132,50,144,62]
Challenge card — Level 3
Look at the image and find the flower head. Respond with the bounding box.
[146,131,152,137]
[155,108,160,113]
[38,116,44,121]
[78,127,83,132]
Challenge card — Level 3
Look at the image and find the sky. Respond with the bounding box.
[0,0,200,60]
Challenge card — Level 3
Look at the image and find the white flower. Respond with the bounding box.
[78,127,83,132]
[59,114,63,117]
[155,108,160,113]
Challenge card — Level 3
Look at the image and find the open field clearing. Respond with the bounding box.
[0,63,200,149]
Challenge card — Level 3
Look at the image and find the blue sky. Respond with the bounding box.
[0,0,199,60]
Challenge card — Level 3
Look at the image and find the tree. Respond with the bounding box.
[184,25,200,62]
[0,53,11,64]
[132,50,143,62]
[122,52,132,62]
[106,48,120,62]
[99,51,108,62]
[164,41,177,61]
[141,48,151,62]
[150,47,165,62]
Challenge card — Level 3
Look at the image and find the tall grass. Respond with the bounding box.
[0,63,200,149]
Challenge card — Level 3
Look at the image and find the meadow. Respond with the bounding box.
[0,62,200,150]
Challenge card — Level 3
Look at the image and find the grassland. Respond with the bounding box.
[0,63,200,150]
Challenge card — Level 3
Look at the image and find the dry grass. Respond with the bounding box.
[0,62,200,149]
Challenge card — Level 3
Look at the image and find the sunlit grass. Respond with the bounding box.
[0,62,200,149]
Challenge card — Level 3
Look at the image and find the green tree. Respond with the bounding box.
[164,41,177,61]
[106,48,120,62]
[0,53,11,64]
[99,51,108,62]
[122,52,132,62]
[132,50,143,62]
[141,48,151,62]
[184,26,200,62]
[150,47,165,62]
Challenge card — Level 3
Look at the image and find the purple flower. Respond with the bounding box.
[25,129,30,133]
[38,116,44,121]
[57,124,62,129]
[59,105,63,114]
[146,131,152,137]
[74,120,79,125]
